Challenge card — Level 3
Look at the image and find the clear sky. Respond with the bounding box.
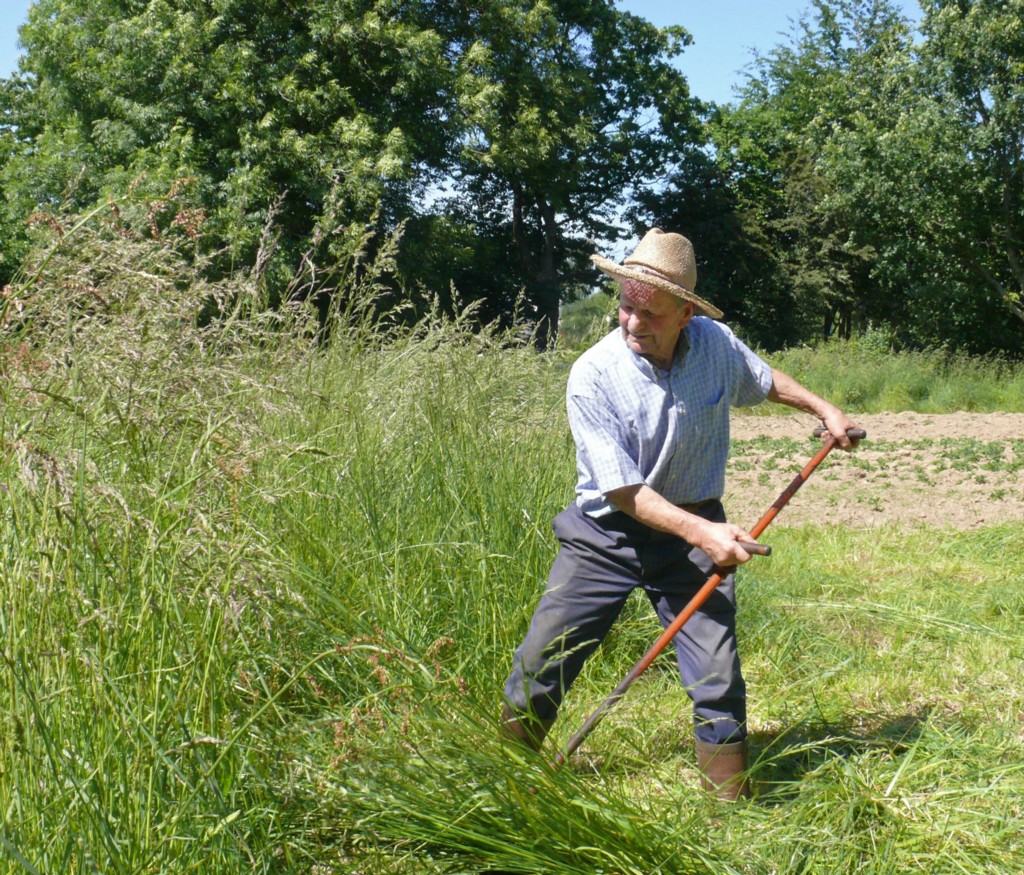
[625,0,920,104]
[0,0,920,105]
[1,0,32,79]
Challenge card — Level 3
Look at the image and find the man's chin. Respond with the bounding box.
[625,337,652,356]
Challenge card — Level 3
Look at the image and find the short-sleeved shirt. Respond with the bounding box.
[567,318,773,517]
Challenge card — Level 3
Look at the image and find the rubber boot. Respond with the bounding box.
[695,738,751,801]
[499,704,555,752]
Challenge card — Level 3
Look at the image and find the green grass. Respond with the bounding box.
[558,291,618,350]
[0,225,1021,873]
[755,339,1024,414]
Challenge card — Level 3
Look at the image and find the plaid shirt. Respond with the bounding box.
[567,318,772,516]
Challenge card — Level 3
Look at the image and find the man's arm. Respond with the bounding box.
[767,368,861,449]
[605,483,760,567]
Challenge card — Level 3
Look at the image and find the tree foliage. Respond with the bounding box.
[3,0,460,299]
[648,0,917,350]
[1,0,699,346]
[429,0,702,346]
[704,0,1024,356]
[2,0,1023,356]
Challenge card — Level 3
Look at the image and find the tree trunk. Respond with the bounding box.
[532,196,560,350]
[511,183,561,350]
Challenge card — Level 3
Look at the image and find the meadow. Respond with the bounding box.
[1,228,1022,873]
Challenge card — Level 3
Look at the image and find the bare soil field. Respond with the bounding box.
[725,412,1024,530]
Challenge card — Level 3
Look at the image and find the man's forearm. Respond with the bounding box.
[767,367,861,449]
[605,483,706,542]
[766,368,841,419]
[604,483,758,566]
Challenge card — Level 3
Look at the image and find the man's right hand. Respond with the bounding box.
[694,520,761,567]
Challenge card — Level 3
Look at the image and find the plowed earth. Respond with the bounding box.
[726,412,1024,530]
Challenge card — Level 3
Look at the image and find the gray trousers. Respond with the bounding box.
[503,501,746,745]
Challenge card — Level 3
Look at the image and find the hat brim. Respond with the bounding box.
[591,254,723,320]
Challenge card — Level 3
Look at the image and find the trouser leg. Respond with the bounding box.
[503,556,632,724]
[638,502,747,746]
[647,587,746,745]
[641,515,750,797]
[503,507,637,728]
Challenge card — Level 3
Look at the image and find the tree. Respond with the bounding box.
[437,0,703,347]
[0,76,33,285]
[695,0,915,347]
[827,0,1024,353]
[735,0,1024,354]
[1,1,708,339]
[631,148,797,350]
[2,0,461,298]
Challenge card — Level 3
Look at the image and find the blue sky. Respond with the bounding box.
[1,0,31,73]
[625,0,920,104]
[1,0,920,106]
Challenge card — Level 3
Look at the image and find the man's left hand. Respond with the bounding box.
[820,410,862,450]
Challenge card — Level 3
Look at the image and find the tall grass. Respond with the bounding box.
[768,339,1024,413]
[0,221,1021,873]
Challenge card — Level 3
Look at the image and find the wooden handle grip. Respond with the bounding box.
[812,427,867,440]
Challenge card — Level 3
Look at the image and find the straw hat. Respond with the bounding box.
[590,228,722,319]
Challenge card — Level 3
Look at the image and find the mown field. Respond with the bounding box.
[1,232,1022,873]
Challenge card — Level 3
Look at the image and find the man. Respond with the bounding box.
[501,228,859,800]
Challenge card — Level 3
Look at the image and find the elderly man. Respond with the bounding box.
[501,228,859,799]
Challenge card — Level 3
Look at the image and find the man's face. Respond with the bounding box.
[618,280,694,369]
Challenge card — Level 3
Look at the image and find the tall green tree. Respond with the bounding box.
[2,0,705,337]
[826,0,1024,352]
[631,148,794,350]
[692,0,915,347]
[0,76,32,284]
[439,0,703,347]
[926,0,1024,333]
[2,0,460,293]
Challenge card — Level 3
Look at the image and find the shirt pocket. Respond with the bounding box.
[679,387,727,444]
[703,387,725,406]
